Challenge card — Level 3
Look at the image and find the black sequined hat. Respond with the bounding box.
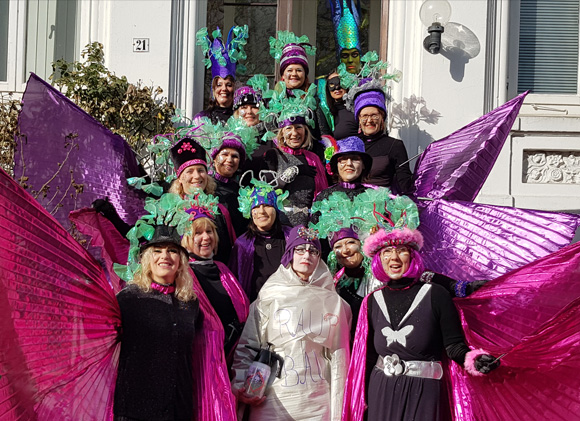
[170,138,208,177]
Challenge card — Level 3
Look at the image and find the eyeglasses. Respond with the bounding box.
[381,245,411,259]
[337,157,362,166]
[294,245,321,257]
[360,114,382,123]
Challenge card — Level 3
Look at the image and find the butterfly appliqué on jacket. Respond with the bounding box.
[382,325,414,347]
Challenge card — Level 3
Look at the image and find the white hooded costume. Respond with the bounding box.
[232,261,352,421]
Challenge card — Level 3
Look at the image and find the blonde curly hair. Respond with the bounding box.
[131,246,197,302]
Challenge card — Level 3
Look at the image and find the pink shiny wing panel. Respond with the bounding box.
[419,199,580,282]
[413,92,527,202]
[0,168,119,420]
[449,241,580,421]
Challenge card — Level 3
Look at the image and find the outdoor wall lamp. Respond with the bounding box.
[419,0,452,54]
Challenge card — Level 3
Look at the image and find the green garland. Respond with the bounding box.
[269,30,316,61]
[113,191,220,282]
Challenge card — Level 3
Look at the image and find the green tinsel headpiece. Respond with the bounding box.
[113,191,221,282]
[269,31,316,75]
[339,51,402,113]
[196,25,249,78]
[237,170,289,219]
[310,187,420,240]
[258,82,318,141]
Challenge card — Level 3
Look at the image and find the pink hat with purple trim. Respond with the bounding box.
[363,227,424,258]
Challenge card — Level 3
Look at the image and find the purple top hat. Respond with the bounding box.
[233,86,262,110]
[329,136,372,177]
[210,133,246,164]
[281,225,321,266]
[170,138,208,177]
[280,43,309,75]
[353,88,387,120]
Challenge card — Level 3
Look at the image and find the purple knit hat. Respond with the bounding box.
[170,138,209,177]
[353,88,387,120]
[280,43,309,75]
[329,136,372,176]
[328,227,358,248]
[233,86,262,110]
[210,132,246,164]
[281,225,321,266]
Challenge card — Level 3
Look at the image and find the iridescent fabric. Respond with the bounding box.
[14,74,146,231]
[413,92,527,202]
[328,0,361,54]
[343,241,580,420]
[0,168,238,420]
[419,199,580,282]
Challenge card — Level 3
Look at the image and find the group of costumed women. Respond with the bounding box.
[2,3,580,421]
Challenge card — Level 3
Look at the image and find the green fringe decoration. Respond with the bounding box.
[269,31,316,61]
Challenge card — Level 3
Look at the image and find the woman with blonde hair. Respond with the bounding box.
[182,193,249,363]
[114,222,200,420]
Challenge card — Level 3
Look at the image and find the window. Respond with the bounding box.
[517,0,579,95]
[0,0,9,82]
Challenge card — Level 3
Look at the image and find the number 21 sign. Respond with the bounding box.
[133,38,150,52]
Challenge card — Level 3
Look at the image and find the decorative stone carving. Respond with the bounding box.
[524,151,580,184]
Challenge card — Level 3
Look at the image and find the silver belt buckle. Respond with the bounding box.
[383,354,405,376]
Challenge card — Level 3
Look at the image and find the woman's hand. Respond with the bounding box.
[236,388,267,406]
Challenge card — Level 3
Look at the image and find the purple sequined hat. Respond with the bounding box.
[250,188,279,210]
[278,115,308,129]
[170,138,208,177]
[353,87,387,120]
[233,86,261,110]
[209,28,237,79]
[280,43,309,75]
[328,227,359,248]
[281,225,321,266]
[210,133,246,164]
[329,136,372,177]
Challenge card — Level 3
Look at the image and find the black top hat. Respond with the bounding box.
[140,225,189,257]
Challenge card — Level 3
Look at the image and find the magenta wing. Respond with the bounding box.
[0,168,120,420]
[447,241,580,420]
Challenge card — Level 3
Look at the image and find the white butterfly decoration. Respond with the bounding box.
[382,325,414,347]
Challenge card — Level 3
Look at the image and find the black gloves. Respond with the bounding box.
[474,354,500,374]
[453,279,489,297]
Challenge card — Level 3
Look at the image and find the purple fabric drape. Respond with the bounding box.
[419,199,580,282]
[343,241,580,421]
[14,73,146,231]
[413,92,528,202]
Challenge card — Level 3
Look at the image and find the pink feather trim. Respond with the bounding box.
[464,348,488,377]
[363,228,424,257]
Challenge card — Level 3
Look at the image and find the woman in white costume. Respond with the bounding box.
[232,225,351,421]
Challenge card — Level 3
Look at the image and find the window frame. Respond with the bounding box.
[507,0,580,108]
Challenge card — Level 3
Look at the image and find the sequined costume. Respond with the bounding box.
[114,284,200,420]
[232,262,351,421]
[263,146,327,226]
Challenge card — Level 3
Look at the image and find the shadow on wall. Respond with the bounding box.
[439,22,481,82]
[391,95,441,171]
